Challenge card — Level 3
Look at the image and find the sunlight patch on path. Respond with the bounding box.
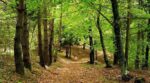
[58,57,89,64]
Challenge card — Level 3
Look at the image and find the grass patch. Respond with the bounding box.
[81,62,104,69]
[52,62,63,68]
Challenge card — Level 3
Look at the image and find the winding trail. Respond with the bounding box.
[37,57,110,83]
[36,46,119,83]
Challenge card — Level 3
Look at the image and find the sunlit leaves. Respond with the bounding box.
[131,8,150,19]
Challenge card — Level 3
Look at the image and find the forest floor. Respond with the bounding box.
[0,45,150,83]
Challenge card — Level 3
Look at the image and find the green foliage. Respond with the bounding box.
[0,0,149,70]
[131,8,150,19]
[61,28,80,46]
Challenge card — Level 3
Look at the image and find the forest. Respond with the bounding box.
[0,0,150,83]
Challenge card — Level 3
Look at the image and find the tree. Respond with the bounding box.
[113,43,119,65]
[89,26,95,64]
[14,0,25,75]
[58,1,63,51]
[135,29,141,69]
[21,3,31,70]
[88,0,113,68]
[43,0,50,66]
[110,0,131,81]
[143,0,150,69]
[61,32,75,59]
[125,0,131,67]
[135,0,145,70]
[49,18,54,65]
[38,7,45,67]
[96,8,112,68]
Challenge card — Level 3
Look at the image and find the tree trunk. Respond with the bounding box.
[144,45,149,68]
[38,8,45,67]
[125,0,131,67]
[58,1,63,51]
[89,26,94,64]
[22,4,31,70]
[95,50,98,61]
[143,4,150,68]
[141,31,145,67]
[145,18,150,67]
[135,30,141,69]
[113,48,119,65]
[96,12,111,68]
[110,0,130,81]
[49,18,54,65]
[14,0,25,75]
[113,37,119,65]
[135,0,145,70]
[65,45,69,58]
[69,44,71,58]
[43,4,50,66]
[141,31,145,56]
[83,43,86,50]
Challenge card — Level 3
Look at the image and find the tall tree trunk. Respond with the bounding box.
[144,19,150,68]
[22,4,31,70]
[89,26,94,64]
[43,4,50,66]
[125,0,131,67]
[58,1,63,51]
[14,0,25,75]
[141,30,145,66]
[110,0,130,81]
[143,0,150,68]
[113,40,119,65]
[135,0,145,70]
[135,30,141,69]
[49,18,54,65]
[38,8,45,67]
[96,11,111,68]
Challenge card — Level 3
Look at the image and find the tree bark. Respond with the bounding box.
[49,18,54,65]
[22,4,31,70]
[125,0,131,67]
[145,18,150,67]
[96,11,111,68]
[58,1,63,51]
[110,0,130,81]
[89,26,94,64]
[65,45,69,58]
[69,44,71,58]
[43,3,50,66]
[83,43,86,50]
[143,2,150,68]
[38,8,45,67]
[14,0,25,75]
[135,30,141,69]
[113,38,119,65]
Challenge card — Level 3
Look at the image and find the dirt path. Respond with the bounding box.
[37,56,150,83]
[37,57,116,83]
[36,46,119,83]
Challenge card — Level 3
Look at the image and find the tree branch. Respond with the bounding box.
[89,2,113,26]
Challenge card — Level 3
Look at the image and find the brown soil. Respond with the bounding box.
[0,45,150,83]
